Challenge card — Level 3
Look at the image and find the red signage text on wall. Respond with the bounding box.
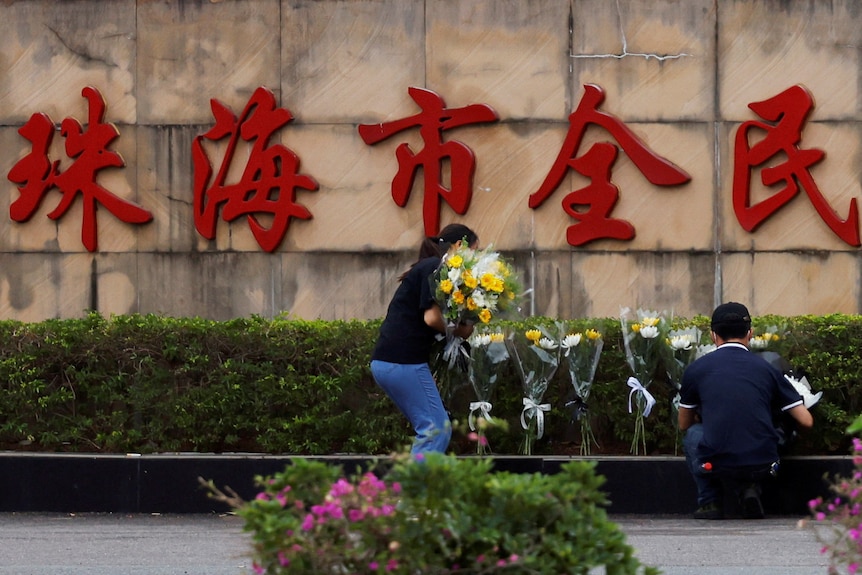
[528,84,691,246]
[192,86,319,253]
[6,83,861,251]
[732,84,860,247]
[358,86,499,236]
[7,86,153,252]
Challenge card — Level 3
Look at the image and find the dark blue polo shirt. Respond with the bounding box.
[679,342,804,468]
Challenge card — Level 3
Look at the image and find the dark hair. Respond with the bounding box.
[398,224,478,281]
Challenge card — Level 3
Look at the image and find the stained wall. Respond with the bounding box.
[0,0,860,321]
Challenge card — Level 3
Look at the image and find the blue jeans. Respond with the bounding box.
[682,423,721,506]
[370,360,452,454]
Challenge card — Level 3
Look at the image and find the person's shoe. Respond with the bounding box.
[741,485,765,519]
[693,501,723,520]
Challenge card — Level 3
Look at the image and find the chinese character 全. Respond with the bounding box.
[529,84,690,246]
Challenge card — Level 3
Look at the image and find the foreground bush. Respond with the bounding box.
[207,453,658,574]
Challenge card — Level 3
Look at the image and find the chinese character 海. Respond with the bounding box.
[192,86,318,253]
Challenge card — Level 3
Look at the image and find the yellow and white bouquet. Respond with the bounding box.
[466,329,509,455]
[506,325,560,455]
[620,307,668,455]
[662,325,702,453]
[433,241,520,327]
[560,323,604,455]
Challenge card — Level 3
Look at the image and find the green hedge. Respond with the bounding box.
[0,312,855,455]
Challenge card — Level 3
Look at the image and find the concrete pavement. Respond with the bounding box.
[0,512,831,574]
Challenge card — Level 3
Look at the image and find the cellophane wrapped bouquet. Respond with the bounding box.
[506,325,560,455]
[466,329,509,455]
[560,323,604,455]
[663,325,702,453]
[620,307,668,455]
[432,240,520,368]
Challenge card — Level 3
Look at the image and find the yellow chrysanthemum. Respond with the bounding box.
[526,329,542,343]
[447,254,463,268]
[632,323,642,333]
[585,328,601,340]
[466,297,478,311]
[479,309,492,324]
[489,332,505,343]
[642,317,660,327]
[439,279,454,294]
[462,270,478,290]
[452,291,465,305]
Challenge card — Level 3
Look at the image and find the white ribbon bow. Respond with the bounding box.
[468,401,493,431]
[520,397,551,439]
[627,376,656,418]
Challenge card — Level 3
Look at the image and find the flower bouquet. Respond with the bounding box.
[466,330,509,455]
[620,307,667,455]
[560,323,604,455]
[432,241,520,369]
[506,325,559,455]
[662,325,701,453]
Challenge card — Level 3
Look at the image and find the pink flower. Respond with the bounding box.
[277,551,290,566]
[415,453,425,462]
[368,561,379,570]
[301,513,315,531]
[392,482,402,494]
[509,554,520,563]
[478,435,489,446]
[252,562,264,574]
[255,492,270,501]
[386,559,398,571]
[348,508,365,522]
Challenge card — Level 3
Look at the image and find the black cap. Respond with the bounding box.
[710,302,751,330]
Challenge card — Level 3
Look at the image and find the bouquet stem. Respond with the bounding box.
[630,400,647,455]
[579,417,598,456]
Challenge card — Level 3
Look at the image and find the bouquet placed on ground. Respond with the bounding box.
[466,329,509,455]
[662,325,702,453]
[560,323,604,456]
[749,323,785,352]
[506,325,560,455]
[205,452,659,575]
[620,307,668,455]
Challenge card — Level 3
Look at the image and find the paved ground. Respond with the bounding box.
[0,512,831,574]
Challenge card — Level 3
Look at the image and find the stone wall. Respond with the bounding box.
[1,0,860,321]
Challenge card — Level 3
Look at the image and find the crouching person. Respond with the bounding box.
[678,302,814,520]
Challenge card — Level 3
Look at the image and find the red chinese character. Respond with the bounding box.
[529,84,690,246]
[7,86,153,252]
[192,86,318,253]
[733,85,860,246]
[358,86,499,236]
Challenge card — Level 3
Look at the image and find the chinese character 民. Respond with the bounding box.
[7,86,153,252]
[733,84,860,247]
[529,84,690,246]
[192,86,318,253]
[358,86,499,236]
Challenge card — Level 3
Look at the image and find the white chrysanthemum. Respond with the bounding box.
[561,333,582,348]
[749,336,769,349]
[471,290,488,308]
[470,333,492,347]
[447,267,462,283]
[696,344,716,358]
[669,335,693,351]
[537,337,557,350]
[639,325,659,339]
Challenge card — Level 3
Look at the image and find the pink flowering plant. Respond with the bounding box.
[808,435,862,574]
[204,451,659,574]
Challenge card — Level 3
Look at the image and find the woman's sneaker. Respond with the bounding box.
[693,501,723,520]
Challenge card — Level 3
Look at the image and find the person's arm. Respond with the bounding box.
[786,403,814,429]
[423,303,473,338]
[678,406,699,431]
